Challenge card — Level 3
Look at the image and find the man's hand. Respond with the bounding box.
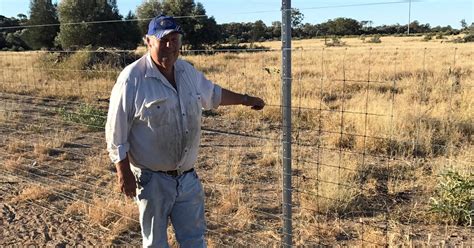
[244,94,265,110]
[115,157,136,198]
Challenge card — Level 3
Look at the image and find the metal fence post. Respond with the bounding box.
[281,0,292,247]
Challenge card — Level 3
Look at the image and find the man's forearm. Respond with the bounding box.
[220,88,247,106]
[220,88,265,110]
[115,154,137,197]
[115,155,131,174]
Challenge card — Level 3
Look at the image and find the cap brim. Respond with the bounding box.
[156,29,183,39]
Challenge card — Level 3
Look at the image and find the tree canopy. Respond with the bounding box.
[23,0,59,49]
[136,0,162,36]
[0,0,469,51]
[57,0,138,49]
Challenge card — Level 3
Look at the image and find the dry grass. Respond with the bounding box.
[6,139,28,154]
[33,141,53,162]
[11,185,52,203]
[3,156,25,171]
[1,35,472,245]
[66,197,139,243]
[82,151,113,177]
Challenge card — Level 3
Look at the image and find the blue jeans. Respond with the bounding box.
[134,168,206,248]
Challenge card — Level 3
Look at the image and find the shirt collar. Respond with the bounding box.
[145,53,184,79]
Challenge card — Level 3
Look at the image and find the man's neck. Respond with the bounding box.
[158,66,174,83]
[153,59,176,87]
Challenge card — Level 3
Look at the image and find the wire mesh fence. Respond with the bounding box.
[1,3,473,247]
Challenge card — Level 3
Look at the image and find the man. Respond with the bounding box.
[105,15,265,247]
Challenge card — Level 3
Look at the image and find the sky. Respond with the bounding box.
[0,0,472,28]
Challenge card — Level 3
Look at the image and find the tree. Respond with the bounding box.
[162,0,220,49]
[301,23,319,38]
[291,8,304,28]
[250,20,266,42]
[17,14,28,25]
[271,21,281,39]
[408,20,430,33]
[23,0,59,49]
[325,18,362,35]
[136,0,162,36]
[57,0,126,49]
[120,11,142,49]
[0,15,30,50]
[220,22,252,43]
[460,19,467,30]
[360,20,373,32]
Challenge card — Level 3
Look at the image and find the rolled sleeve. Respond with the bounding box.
[107,143,130,163]
[211,84,222,109]
[195,70,222,110]
[105,74,135,164]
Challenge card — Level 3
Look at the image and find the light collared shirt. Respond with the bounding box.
[105,53,222,172]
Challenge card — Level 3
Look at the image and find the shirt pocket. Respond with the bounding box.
[139,97,170,127]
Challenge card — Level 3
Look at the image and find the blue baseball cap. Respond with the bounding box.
[147,15,183,39]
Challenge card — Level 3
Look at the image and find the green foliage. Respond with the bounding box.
[0,15,30,51]
[23,0,59,49]
[57,0,139,49]
[122,11,142,49]
[58,105,107,131]
[323,17,362,36]
[5,30,30,50]
[291,8,304,28]
[250,20,267,42]
[161,0,220,50]
[430,171,473,226]
[136,0,162,36]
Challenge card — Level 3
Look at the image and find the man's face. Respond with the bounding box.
[147,32,182,70]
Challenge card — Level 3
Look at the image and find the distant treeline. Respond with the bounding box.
[1,0,473,51]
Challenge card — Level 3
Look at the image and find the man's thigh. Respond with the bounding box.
[170,171,206,248]
[135,169,177,247]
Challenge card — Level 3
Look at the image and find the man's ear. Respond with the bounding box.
[144,36,151,47]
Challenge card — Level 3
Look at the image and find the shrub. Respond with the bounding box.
[38,47,139,80]
[450,34,474,43]
[58,105,107,131]
[366,35,382,43]
[423,34,433,41]
[430,170,473,226]
[451,37,465,43]
[463,34,474,42]
[325,37,346,47]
